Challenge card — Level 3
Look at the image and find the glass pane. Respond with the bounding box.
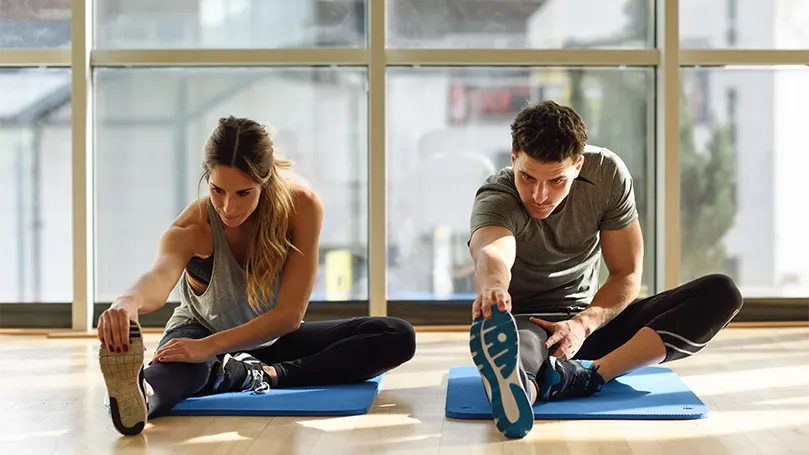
[681,0,809,49]
[94,0,366,49]
[0,0,71,48]
[680,67,809,298]
[387,0,653,49]
[94,67,368,303]
[0,68,72,303]
[387,67,655,300]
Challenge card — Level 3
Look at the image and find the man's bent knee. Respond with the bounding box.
[701,273,744,322]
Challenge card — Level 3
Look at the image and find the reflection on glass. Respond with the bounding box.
[680,67,809,298]
[387,0,653,49]
[94,67,368,302]
[387,67,655,300]
[94,0,367,49]
[0,68,72,303]
[0,0,71,48]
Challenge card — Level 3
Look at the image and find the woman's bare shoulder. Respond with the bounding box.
[288,182,324,230]
[167,197,213,256]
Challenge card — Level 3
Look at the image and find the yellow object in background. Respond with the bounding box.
[325,250,352,301]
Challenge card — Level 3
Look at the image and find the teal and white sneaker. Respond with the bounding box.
[469,306,534,439]
[538,357,605,402]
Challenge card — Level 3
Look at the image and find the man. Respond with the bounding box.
[467,100,743,439]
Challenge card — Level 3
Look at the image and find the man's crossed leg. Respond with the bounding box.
[471,274,743,439]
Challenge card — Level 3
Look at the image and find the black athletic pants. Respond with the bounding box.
[144,316,416,418]
[516,274,744,379]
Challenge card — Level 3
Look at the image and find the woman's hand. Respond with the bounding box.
[151,337,217,364]
[97,302,137,353]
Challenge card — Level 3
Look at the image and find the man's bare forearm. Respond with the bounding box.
[474,248,512,291]
[572,272,641,336]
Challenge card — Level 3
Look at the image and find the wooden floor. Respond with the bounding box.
[0,327,807,455]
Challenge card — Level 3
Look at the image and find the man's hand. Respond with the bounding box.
[473,287,511,319]
[529,317,588,360]
[151,337,216,364]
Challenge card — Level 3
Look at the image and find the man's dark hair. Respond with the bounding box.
[510,100,589,163]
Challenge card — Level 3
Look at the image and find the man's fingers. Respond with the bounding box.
[529,317,554,330]
[560,344,576,360]
[494,291,507,312]
[472,297,482,319]
[481,294,493,318]
[545,332,564,350]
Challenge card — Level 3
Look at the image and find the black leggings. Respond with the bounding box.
[144,316,416,418]
[516,274,744,378]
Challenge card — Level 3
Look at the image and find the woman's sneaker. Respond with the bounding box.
[99,320,148,436]
[212,353,271,394]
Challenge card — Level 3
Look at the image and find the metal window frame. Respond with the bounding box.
[1,0,807,331]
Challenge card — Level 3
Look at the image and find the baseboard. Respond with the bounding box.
[1,298,806,329]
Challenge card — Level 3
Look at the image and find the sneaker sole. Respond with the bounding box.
[469,308,533,439]
[99,320,147,436]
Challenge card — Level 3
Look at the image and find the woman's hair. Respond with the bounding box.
[200,115,296,312]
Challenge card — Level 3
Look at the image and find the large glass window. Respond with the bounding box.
[387,67,656,300]
[387,0,654,49]
[93,0,367,49]
[93,67,368,303]
[680,67,809,298]
[680,0,809,49]
[0,0,71,48]
[0,68,72,303]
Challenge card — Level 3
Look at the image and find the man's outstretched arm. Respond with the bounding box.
[468,226,517,319]
[572,219,644,337]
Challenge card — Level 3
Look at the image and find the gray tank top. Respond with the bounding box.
[164,197,282,348]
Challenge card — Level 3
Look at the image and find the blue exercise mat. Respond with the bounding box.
[169,375,384,417]
[445,366,708,420]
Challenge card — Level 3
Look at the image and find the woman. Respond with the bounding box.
[97,116,416,436]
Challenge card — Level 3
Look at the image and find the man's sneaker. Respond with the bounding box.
[538,357,605,402]
[212,353,271,394]
[99,320,148,436]
[469,306,534,439]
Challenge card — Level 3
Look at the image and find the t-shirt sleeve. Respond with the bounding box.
[600,153,639,231]
[468,182,528,243]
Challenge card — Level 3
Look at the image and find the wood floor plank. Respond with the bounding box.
[0,328,807,455]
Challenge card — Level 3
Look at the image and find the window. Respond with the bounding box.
[94,0,367,49]
[387,67,656,300]
[680,0,809,49]
[93,67,368,303]
[387,0,653,49]
[0,0,71,48]
[680,67,809,298]
[0,68,72,303]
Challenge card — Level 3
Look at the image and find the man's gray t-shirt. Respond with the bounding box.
[469,146,638,313]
